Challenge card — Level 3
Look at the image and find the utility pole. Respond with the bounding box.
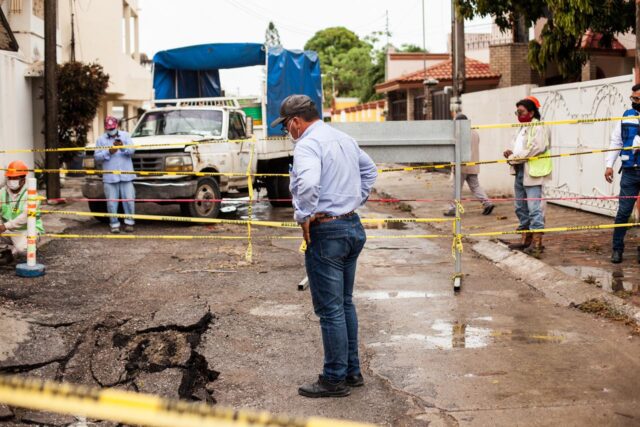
[450,0,464,115]
[421,0,428,119]
[45,0,60,199]
[636,0,640,84]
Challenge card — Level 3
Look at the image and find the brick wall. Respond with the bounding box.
[581,59,597,82]
[490,43,539,88]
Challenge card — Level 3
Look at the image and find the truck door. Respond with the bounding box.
[228,111,253,187]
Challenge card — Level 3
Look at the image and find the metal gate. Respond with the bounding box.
[432,90,452,120]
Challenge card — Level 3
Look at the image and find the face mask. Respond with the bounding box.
[107,129,118,137]
[7,180,22,191]
[632,103,640,113]
[285,120,298,142]
[517,114,533,123]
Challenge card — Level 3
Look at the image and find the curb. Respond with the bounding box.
[471,239,640,323]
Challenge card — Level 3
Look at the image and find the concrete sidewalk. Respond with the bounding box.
[372,170,640,323]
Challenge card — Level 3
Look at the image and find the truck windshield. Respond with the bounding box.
[132,110,224,138]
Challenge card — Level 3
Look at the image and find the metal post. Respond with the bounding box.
[453,120,462,290]
[16,178,46,278]
[44,0,60,200]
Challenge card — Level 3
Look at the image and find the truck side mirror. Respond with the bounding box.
[245,116,254,138]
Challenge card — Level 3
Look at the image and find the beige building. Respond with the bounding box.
[58,0,151,136]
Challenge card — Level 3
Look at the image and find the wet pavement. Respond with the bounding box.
[1,176,639,425]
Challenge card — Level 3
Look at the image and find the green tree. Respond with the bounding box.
[399,43,427,53]
[304,27,372,105]
[265,21,281,48]
[57,62,109,161]
[456,0,635,79]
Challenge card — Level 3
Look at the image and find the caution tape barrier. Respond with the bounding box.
[465,221,640,238]
[471,115,640,130]
[0,375,373,427]
[1,115,636,155]
[0,136,292,155]
[4,143,635,178]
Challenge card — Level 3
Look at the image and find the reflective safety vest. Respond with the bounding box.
[0,187,44,234]
[527,119,552,178]
[620,109,640,169]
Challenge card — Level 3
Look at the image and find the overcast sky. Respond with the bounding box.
[138,0,491,96]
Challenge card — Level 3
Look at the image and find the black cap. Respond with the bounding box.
[270,95,316,128]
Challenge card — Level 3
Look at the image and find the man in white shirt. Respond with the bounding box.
[605,84,640,264]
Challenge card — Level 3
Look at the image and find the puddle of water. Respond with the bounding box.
[557,265,638,293]
[363,221,408,230]
[355,290,449,300]
[369,319,567,350]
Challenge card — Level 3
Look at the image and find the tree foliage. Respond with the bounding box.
[304,27,373,105]
[457,0,635,79]
[57,62,109,157]
[265,21,281,48]
[399,43,427,53]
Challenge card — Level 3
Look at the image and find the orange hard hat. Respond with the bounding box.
[526,96,541,109]
[5,160,29,178]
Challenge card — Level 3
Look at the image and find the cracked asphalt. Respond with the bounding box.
[1,178,640,426]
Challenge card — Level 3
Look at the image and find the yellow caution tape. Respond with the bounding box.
[0,375,373,427]
[471,115,640,130]
[40,209,300,229]
[0,136,293,155]
[466,221,640,238]
[0,167,290,178]
[378,145,638,173]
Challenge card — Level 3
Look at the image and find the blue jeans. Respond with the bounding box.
[612,168,640,251]
[103,181,135,228]
[514,165,544,230]
[305,215,367,382]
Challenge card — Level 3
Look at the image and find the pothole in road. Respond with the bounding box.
[0,308,219,425]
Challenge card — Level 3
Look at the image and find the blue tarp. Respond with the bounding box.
[152,43,322,136]
[267,47,323,136]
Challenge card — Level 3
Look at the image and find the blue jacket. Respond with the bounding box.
[620,109,640,169]
[94,131,136,183]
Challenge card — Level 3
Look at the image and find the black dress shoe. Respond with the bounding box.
[346,374,364,387]
[298,375,350,398]
[611,250,623,264]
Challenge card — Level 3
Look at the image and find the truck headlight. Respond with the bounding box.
[165,155,193,172]
[83,157,95,169]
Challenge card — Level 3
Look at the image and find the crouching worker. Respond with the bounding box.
[0,161,44,265]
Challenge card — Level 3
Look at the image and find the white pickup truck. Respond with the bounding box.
[82,98,293,219]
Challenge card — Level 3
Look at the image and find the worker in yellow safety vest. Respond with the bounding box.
[0,161,44,265]
[502,97,552,257]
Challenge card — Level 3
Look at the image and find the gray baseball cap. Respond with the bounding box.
[270,94,317,128]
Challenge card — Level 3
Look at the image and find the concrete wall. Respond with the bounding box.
[461,84,536,195]
[461,74,635,217]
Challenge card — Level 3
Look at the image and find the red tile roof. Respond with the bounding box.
[580,30,626,50]
[375,57,500,92]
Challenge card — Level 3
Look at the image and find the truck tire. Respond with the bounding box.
[181,178,221,218]
[88,200,124,223]
[266,176,292,208]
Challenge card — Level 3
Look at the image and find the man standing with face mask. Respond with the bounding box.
[271,95,377,398]
[95,116,136,234]
[605,84,640,264]
[0,161,44,265]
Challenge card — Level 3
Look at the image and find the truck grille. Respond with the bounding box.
[132,155,163,172]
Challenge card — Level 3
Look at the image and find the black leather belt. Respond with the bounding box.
[311,211,356,225]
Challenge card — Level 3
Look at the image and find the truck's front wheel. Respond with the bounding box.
[181,178,221,218]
